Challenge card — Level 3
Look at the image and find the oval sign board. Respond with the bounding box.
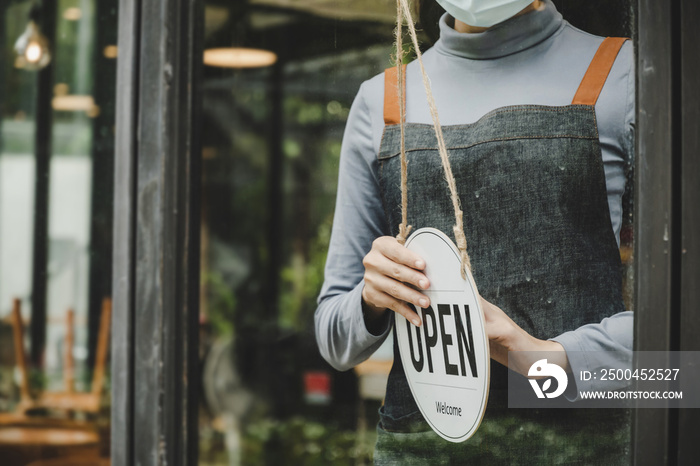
[395,227,490,443]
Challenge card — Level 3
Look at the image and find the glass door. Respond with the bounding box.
[197,0,636,464]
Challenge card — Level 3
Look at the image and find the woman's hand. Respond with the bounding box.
[361,236,431,329]
[481,297,570,376]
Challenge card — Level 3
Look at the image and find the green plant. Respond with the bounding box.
[278,218,332,331]
[204,271,238,337]
[242,416,374,466]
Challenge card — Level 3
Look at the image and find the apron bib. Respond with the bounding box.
[374,38,630,464]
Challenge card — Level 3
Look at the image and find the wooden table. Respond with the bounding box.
[0,426,100,465]
[27,457,109,466]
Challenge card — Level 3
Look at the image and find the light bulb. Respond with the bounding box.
[26,42,42,62]
[203,48,277,68]
[14,20,51,70]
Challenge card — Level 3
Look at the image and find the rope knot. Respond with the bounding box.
[396,224,413,245]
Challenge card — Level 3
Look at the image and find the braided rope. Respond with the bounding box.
[395,0,472,278]
[395,0,412,245]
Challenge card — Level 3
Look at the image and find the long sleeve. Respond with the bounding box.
[550,44,636,397]
[314,83,392,372]
[316,12,637,377]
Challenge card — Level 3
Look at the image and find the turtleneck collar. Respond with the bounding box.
[434,0,563,60]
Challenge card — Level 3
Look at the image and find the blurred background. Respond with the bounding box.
[0,0,633,464]
[1,0,116,463]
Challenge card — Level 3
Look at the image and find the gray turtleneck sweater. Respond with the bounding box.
[315,0,634,394]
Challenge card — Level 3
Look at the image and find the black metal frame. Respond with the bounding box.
[109,0,699,463]
[678,0,700,461]
[86,0,118,375]
[29,0,57,368]
[633,0,700,464]
[112,0,202,464]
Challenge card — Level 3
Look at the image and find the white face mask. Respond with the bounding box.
[435,0,536,28]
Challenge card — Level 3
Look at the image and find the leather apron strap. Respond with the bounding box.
[572,37,628,106]
[384,38,627,119]
[384,64,407,125]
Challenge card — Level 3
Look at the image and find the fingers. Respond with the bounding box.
[371,237,426,270]
[365,252,430,291]
[361,236,430,327]
[365,270,430,310]
[362,286,422,327]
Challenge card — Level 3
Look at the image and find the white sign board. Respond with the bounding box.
[395,228,490,443]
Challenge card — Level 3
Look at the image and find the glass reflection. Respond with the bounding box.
[200,2,396,464]
[200,0,634,464]
[0,0,117,463]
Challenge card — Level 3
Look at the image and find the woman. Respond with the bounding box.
[316,0,634,462]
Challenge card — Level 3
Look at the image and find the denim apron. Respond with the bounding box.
[374,38,630,464]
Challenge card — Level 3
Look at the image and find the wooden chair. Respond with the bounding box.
[0,298,34,425]
[0,298,111,464]
[36,298,112,415]
[0,297,112,423]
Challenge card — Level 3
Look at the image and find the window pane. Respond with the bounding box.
[199,1,635,464]
[0,0,117,463]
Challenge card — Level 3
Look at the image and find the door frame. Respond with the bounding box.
[112,0,203,464]
[111,0,700,464]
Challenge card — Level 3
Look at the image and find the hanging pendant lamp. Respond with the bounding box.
[14,3,51,71]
